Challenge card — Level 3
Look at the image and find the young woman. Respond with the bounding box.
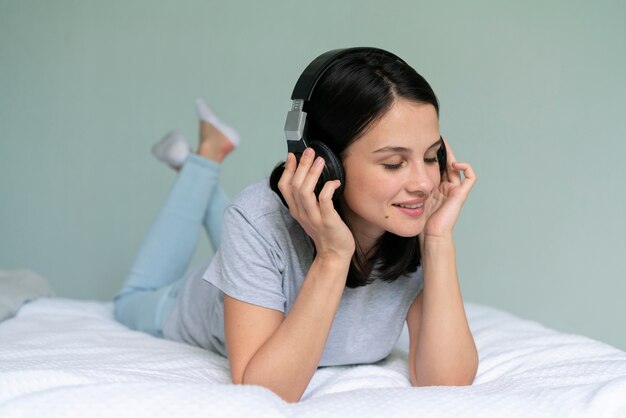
[114,48,478,403]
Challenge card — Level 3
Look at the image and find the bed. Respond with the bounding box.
[1,276,626,417]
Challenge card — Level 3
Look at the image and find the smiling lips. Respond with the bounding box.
[392,200,425,217]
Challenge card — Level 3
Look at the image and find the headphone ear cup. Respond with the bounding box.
[309,140,345,198]
[437,140,447,178]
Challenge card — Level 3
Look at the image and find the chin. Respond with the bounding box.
[387,223,425,238]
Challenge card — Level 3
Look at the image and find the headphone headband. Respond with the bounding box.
[290,47,406,101]
[285,47,406,154]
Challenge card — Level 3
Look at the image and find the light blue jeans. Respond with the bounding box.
[114,154,228,337]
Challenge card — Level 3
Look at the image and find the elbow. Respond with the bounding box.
[412,373,476,387]
[238,369,304,403]
[411,359,478,387]
[280,393,304,404]
[230,366,244,385]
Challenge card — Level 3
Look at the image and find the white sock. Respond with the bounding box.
[195,98,240,147]
[151,131,191,169]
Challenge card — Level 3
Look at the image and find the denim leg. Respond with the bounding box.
[114,154,221,336]
[202,184,229,251]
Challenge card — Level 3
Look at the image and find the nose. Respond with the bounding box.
[405,162,436,195]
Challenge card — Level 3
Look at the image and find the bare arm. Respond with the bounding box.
[406,139,478,386]
[225,254,349,402]
[225,149,355,402]
[407,239,477,386]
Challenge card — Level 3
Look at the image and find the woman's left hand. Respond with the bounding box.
[421,139,477,242]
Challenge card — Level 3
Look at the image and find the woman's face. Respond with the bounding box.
[341,99,441,251]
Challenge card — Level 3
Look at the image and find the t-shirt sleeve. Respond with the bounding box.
[203,204,286,313]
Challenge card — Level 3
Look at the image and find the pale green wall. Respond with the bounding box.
[1,0,625,349]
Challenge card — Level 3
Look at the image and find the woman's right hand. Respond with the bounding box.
[278,148,355,261]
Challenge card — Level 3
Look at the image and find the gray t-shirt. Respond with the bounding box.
[164,179,424,367]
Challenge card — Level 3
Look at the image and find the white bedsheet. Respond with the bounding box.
[1,298,625,417]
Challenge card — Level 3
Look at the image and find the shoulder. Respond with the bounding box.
[229,179,285,217]
[223,178,300,243]
[226,178,291,225]
[217,178,313,276]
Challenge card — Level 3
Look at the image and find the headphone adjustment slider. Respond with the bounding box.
[284,99,307,154]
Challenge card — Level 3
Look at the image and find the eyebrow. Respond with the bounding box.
[372,136,443,154]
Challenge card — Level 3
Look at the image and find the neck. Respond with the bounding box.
[340,199,384,260]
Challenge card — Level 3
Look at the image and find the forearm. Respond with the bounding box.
[242,255,349,402]
[414,238,478,386]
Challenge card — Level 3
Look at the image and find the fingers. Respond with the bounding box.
[290,148,317,193]
[298,156,326,219]
[450,161,477,194]
[277,148,326,222]
[291,149,323,217]
[439,137,477,198]
[318,179,342,219]
[278,153,297,209]
[300,155,326,197]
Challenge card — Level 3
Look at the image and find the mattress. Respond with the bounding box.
[1,297,625,417]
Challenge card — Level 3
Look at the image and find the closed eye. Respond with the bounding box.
[383,163,403,170]
[384,157,437,169]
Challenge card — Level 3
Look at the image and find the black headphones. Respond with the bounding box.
[284,47,446,197]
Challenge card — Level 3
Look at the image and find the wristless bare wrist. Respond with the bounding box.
[311,253,351,285]
[421,236,456,257]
